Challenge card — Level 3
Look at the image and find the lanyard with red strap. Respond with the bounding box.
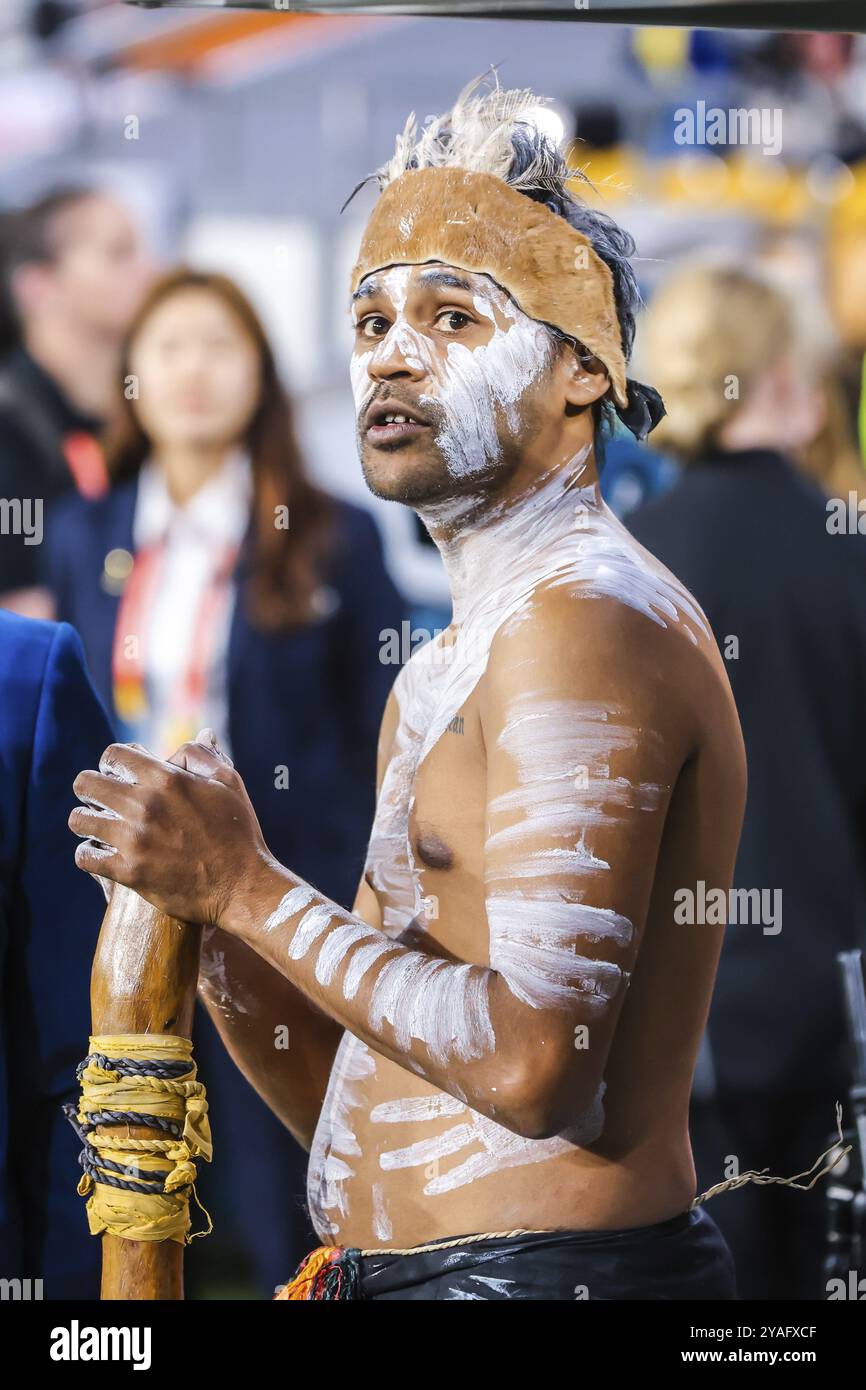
[112,540,239,755]
[63,430,109,499]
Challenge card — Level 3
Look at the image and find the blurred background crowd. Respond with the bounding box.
[2,1,866,1301]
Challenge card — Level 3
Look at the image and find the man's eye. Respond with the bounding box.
[435,309,473,333]
[358,315,390,339]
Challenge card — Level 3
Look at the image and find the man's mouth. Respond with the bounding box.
[365,401,432,446]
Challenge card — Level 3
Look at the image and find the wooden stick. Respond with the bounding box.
[90,883,202,1301]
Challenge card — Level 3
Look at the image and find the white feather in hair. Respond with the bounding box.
[376,69,571,201]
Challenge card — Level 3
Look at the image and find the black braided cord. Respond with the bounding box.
[63,1050,198,1197]
[77,1052,191,1081]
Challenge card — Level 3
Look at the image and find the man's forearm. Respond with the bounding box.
[198,924,343,1150]
[68,736,614,1139]
[226,857,597,1139]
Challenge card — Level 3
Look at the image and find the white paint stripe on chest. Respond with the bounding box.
[306,1035,377,1239]
[370,1093,467,1124]
[375,1084,606,1196]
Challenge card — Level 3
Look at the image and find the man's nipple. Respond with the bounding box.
[413,828,454,871]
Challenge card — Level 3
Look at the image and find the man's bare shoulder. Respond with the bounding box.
[484,537,742,775]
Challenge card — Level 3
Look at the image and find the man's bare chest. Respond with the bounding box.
[410,695,486,883]
[365,650,490,959]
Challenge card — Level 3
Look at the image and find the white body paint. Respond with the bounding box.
[99,753,137,784]
[308,273,706,1242]
[469,1274,515,1294]
[314,922,379,988]
[198,944,251,1017]
[80,840,117,860]
[370,1094,466,1124]
[261,884,315,933]
[287,903,347,961]
[373,1083,604,1195]
[420,293,553,479]
[485,692,664,1011]
[351,268,554,482]
[368,953,495,1065]
[371,1183,393,1242]
[307,1037,377,1239]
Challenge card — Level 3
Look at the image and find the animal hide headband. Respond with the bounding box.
[351,165,638,415]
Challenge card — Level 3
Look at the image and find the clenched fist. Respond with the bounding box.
[70,729,274,929]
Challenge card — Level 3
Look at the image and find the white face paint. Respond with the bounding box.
[351,265,429,420]
[351,265,553,481]
[418,289,553,480]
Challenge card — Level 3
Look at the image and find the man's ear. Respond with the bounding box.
[562,349,611,410]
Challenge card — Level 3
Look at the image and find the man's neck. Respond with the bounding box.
[419,441,602,626]
[24,319,120,421]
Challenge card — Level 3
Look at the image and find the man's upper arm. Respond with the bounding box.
[480,591,695,1120]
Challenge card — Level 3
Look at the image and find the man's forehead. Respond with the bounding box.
[351,262,505,305]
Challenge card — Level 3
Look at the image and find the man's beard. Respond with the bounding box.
[356,415,523,509]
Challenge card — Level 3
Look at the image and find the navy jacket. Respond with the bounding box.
[629,449,866,1099]
[0,612,113,1297]
[45,482,405,912]
[0,348,104,593]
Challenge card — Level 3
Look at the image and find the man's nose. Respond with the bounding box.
[366,323,427,382]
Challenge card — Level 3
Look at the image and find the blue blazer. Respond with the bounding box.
[45,482,406,912]
[0,612,114,1297]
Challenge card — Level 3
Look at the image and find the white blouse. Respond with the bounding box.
[130,450,253,757]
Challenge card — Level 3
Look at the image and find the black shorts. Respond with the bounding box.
[359,1206,736,1301]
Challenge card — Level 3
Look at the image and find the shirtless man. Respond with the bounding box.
[70,77,746,1300]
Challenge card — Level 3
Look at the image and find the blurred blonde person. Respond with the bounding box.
[639,264,824,463]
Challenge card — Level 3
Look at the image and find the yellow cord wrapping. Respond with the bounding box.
[73,1033,213,1245]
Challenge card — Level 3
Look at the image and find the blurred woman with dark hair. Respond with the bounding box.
[45,267,405,1297]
